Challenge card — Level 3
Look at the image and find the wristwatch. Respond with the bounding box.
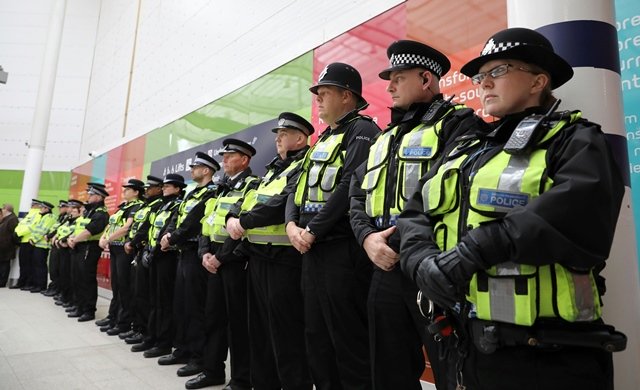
[304,226,315,236]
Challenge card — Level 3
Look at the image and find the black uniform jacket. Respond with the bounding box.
[350,99,486,252]
[129,195,164,250]
[285,110,381,242]
[83,200,109,237]
[167,180,218,248]
[399,107,625,284]
[196,168,258,264]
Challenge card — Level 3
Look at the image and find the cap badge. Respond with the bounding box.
[278,118,286,126]
[481,38,496,55]
[318,65,329,82]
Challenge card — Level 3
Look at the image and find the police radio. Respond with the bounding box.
[422,95,455,125]
[503,99,561,155]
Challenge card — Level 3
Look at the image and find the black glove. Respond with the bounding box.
[141,248,153,268]
[415,240,486,309]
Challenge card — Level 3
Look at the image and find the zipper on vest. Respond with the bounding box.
[457,142,491,239]
[383,134,398,227]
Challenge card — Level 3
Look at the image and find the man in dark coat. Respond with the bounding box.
[0,204,19,287]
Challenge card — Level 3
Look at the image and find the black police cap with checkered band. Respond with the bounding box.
[379,40,451,80]
[461,27,574,89]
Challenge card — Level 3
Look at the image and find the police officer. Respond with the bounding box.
[135,174,185,357]
[349,40,486,389]
[124,175,165,347]
[192,138,258,390]
[285,62,380,389]
[42,200,69,296]
[159,152,219,377]
[225,112,314,390]
[68,182,110,322]
[399,28,625,390]
[99,179,145,336]
[12,199,42,289]
[53,199,83,307]
[28,200,57,293]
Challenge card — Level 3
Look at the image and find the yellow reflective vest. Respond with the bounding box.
[29,212,57,249]
[15,208,41,243]
[423,110,601,326]
[149,198,181,248]
[202,176,259,243]
[105,200,144,242]
[73,206,108,241]
[240,159,304,245]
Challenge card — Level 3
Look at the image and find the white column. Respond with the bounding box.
[507,1,640,389]
[18,0,67,215]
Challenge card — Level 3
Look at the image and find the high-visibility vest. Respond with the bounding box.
[422,110,601,326]
[241,159,304,245]
[73,206,108,241]
[29,212,57,249]
[293,131,346,214]
[148,199,181,248]
[104,199,144,242]
[361,105,468,227]
[15,208,41,243]
[176,185,216,228]
[202,176,259,243]
[128,197,162,240]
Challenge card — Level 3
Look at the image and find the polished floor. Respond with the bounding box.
[0,287,229,390]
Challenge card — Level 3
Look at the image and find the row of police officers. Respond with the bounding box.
[14,26,627,390]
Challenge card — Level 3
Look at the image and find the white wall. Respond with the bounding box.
[80,0,402,161]
[0,0,100,171]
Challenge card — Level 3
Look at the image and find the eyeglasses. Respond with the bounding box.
[470,63,536,85]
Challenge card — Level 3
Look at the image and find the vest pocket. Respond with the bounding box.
[422,168,460,216]
[551,264,601,322]
[469,263,539,326]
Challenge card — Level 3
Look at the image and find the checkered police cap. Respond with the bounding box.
[379,40,450,80]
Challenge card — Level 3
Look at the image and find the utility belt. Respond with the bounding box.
[109,241,125,246]
[469,318,627,354]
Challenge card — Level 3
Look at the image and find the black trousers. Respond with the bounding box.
[218,261,251,388]
[109,244,134,328]
[31,247,49,289]
[132,253,150,333]
[17,242,34,287]
[302,238,372,390]
[0,261,10,287]
[74,241,102,315]
[57,247,72,301]
[452,337,613,390]
[48,246,61,289]
[248,249,311,390]
[368,267,440,390]
[173,245,207,362]
[147,250,179,348]
[202,272,228,380]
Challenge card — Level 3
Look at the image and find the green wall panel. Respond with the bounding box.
[144,52,313,165]
[0,170,71,212]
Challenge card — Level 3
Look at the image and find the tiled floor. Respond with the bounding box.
[0,287,229,390]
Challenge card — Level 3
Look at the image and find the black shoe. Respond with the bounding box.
[30,287,43,293]
[185,373,226,389]
[78,313,95,322]
[67,310,81,318]
[143,346,171,358]
[221,384,251,390]
[131,340,154,352]
[106,326,123,336]
[125,332,144,345]
[64,306,77,313]
[20,285,33,291]
[158,353,190,366]
[54,300,66,306]
[9,284,23,289]
[177,363,202,377]
[99,324,113,332]
[118,329,136,340]
[95,317,112,327]
[43,289,59,297]
[62,302,74,308]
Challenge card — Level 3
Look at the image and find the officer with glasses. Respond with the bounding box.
[398,27,626,390]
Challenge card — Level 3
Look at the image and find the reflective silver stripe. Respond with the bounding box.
[572,272,597,321]
[321,166,340,192]
[246,234,291,244]
[212,232,229,242]
[494,154,529,211]
[403,162,421,199]
[490,262,520,323]
[307,163,322,201]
